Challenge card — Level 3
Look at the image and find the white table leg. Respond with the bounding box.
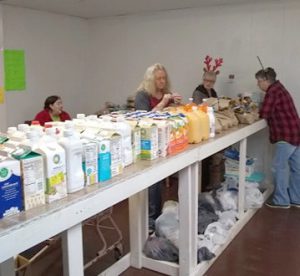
[62,223,84,276]
[129,190,147,268]
[179,162,198,276]
[0,258,14,276]
[238,138,247,218]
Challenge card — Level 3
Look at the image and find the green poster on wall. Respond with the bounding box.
[4,49,26,91]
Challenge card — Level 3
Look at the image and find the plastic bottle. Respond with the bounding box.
[207,107,216,138]
[37,130,67,202]
[45,127,57,139]
[59,129,84,193]
[200,98,209,113]
[24,130,41,150]
[6,127,18,138]
[17,124,30,134]
[180,107,202,144]
[184,97,196,111]
[76,114,86,120]
[6,127,28,146]
[30,121,44,136]
[73,114,87,133]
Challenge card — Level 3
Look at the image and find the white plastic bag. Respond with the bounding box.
[155,201,179,248]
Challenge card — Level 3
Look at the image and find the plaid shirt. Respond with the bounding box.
[259,80,300,146]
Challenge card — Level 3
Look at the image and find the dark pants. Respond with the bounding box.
[148,180,163,231]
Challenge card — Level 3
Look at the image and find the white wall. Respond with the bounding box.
[1,1,300,130]
[2,6,89,129]
[0,6,7,131]
[87,1,300,113]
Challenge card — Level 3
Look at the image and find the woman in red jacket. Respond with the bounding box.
[34,95,71,126]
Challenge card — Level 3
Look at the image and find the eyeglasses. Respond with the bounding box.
[203,79,216,84]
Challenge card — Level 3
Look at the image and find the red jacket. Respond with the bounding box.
[34,109,71,126]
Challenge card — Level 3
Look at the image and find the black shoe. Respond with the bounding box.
[265,200,290,209]
[290,202,300,208]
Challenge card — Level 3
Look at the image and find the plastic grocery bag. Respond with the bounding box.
[245,186,264,209]
[204,221,229,246]
[197,247,215,263]
[155,201,179,248]
[216,186,238,211]
[143,236,179,262]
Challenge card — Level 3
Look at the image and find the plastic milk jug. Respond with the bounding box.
[37,131,67,202]
[207,106,216,138]
[59,129,84,193]
[192,106,210,141]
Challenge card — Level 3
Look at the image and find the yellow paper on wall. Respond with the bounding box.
[0,87,4,104]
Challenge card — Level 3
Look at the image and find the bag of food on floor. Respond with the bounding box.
[143,236,179,262]
[245,185,264,209]
[197,246,215,263]
[216,185,238,211]
[155,200,179,248]
[204,221,229,246]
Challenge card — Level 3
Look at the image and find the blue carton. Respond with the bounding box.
[0,156,22,219]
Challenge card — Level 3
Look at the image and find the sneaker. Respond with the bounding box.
[290,202,300,208]
[265,200,290,209]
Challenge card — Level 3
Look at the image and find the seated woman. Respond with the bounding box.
[34,95,71,126]
[135,63,181,112]
[135,63,181,234]
[192,56,225,191]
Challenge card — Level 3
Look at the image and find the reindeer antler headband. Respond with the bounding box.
[203,55,223,75]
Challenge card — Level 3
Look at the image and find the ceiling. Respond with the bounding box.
[0,0,280,19]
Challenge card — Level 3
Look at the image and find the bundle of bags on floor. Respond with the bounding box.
[143,177,264,263]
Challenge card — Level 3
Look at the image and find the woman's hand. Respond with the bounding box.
[161,93,172,106]
[172,93,182,105]
[152,93,172,111]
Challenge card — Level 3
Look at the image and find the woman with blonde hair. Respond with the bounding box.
[135,63,181,234]
[135,63,181,111]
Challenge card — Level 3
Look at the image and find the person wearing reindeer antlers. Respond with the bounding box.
[255,67,300,209]
[192,55,223,104]
[192,56,225,192]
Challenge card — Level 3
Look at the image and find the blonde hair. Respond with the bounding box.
[137,63,171,96]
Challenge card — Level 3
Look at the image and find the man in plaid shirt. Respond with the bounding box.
[256,67,300,208]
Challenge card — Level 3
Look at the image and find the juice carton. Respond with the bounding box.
[11,146,46,210]
[98,130,123,177]
[126,119,141,163]
[153,118,171,158]
[81,131,111,182]
[139,120,158,160]
[81,139,98,186]
[0,155,22,218]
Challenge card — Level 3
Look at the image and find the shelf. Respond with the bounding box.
[0,119,268,276]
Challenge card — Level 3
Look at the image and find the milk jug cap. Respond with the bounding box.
[76,114,85,119]
[7,126,17,132]
[31,120,40,126]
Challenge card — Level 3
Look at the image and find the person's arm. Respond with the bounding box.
[259,92,276,119]
[192,89,206,105]
[152,94,172,111]
[135,91,151,111]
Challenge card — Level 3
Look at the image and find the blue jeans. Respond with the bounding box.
[148,181,162,231]
[272,142,300,205]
